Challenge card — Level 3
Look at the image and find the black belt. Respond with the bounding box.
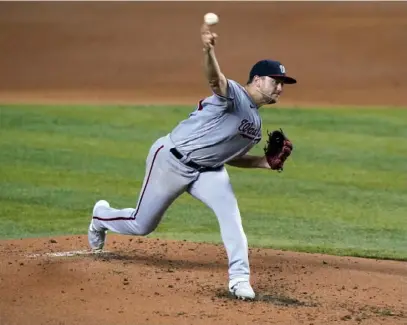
[170,148,222,172]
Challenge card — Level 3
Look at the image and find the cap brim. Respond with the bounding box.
[269,75,297,84]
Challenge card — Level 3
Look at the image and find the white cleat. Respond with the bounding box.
[88,200,110,253]
[229,280,256,301]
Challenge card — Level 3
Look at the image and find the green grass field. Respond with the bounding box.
[1,104,406,260]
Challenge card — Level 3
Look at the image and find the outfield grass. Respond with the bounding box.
[0,104,406,260]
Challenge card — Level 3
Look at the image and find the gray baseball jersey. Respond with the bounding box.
[169,79,262,167]
[91,79,261,292]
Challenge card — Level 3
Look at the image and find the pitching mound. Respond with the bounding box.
[0,235,405,325]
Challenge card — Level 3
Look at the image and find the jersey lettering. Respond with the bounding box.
[170,79,262,166]
[238,119,259,137]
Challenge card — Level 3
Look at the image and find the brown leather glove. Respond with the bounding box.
[264,129,293,172]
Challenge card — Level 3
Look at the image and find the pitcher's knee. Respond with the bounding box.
[135,224,158,236]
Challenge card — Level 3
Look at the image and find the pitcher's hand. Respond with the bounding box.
[201,23,218,52]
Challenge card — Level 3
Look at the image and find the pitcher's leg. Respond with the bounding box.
[89,140,194,250]
[187,168,252,296]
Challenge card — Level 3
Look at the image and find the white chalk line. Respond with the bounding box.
[27,250,111,258]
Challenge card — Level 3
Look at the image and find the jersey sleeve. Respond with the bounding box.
[210,79,241,108]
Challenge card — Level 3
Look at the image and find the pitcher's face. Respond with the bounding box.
[253,76,284,104]
[259,76,284,103]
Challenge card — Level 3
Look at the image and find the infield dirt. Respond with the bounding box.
[0,2,406,325]
[1,235,406,325]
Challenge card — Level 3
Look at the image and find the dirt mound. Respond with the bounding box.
[0,235,405,325]
[1,2,407,107]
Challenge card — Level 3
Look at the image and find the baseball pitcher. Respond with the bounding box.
[88,20,296,300]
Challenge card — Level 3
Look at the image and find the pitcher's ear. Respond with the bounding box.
[254,75,262,86]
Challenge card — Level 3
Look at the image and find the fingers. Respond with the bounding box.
[201,23,218,50]
[201,22,210,33]
[209,33,218,46]
[202,33,217,49]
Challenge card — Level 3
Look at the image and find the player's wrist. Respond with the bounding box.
[258,156,271,169]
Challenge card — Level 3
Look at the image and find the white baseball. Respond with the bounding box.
[204,12,219,26]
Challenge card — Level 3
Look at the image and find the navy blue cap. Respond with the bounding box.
[249,60,297,84]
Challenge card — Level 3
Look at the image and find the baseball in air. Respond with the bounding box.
[204,12,219,26]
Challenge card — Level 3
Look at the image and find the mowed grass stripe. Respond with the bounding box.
[0,201,92,239]
[1,162,405,221]
[0,104,406,260]
[0,104,184,140]
[2,142,405,192]
[2,119,406,185]
[262,106,407,137]
[2,169,404,229]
